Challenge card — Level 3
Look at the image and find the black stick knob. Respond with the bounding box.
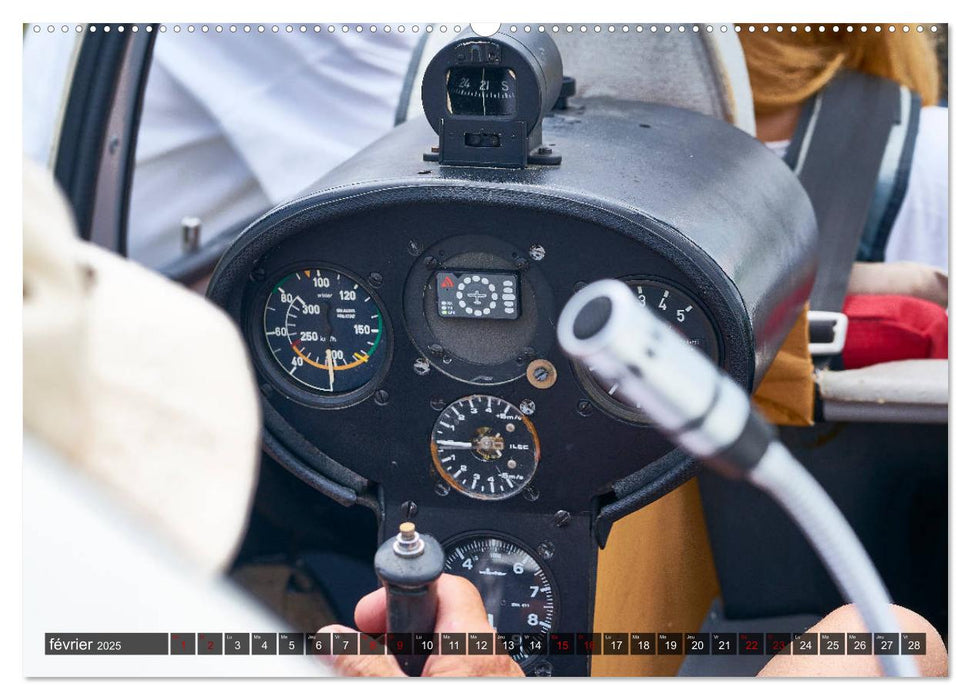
[374,522,444,676]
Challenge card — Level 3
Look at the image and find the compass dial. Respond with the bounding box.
[446,66,518,116]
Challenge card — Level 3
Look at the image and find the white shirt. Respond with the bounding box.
[25,33,946,272]
[129,31,420,267]
[764,105,949,272]
[22,30,420,268]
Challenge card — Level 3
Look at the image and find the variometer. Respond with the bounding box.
[430,395,540,500]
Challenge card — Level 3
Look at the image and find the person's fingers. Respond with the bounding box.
[349,574,524,677]
[422,575,524,677]
[424,648,526,677]
[317,624,406,677]
[353,588,388,634]
[353,574,492,635]
[432,574,495,633]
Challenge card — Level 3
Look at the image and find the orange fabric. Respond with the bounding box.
[592,478,721,677]
[592,314,814,677]
[753,304,815,426]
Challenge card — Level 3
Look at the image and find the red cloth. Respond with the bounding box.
[842,294,948,369]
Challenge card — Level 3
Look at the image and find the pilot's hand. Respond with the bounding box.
[319,573,525,677]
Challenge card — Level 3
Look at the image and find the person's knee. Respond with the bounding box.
[887,605,948,676]
[759,604,947,677]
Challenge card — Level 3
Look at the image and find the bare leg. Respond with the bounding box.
[759,604,947,677]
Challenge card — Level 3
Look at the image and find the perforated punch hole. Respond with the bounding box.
[34,22,948,39]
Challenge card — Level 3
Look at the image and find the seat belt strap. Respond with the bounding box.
[857,87,922,262]
[786,70,903,314]
[395,32,431,126]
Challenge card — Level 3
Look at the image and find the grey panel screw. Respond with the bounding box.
[374,389,390,406]
[400,501,419,519]
[413,357,431,375]
[576,399,594,417]
[516,346,537,364]
[533,660,553,677]
[552,510,571,527]
[180,217,202,253]
[537,541,555,560]
[430,397,446,411]
[519,399,536,416]
[434,482,450,497]
[523,485,539,502]
[407,240,422,256]
[529,244,546,261]
[526,359,557,390]
[368,272,383,287]
[288,570,315,594]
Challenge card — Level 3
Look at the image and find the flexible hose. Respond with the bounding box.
[558,280,924,677]
[748,443,920,677]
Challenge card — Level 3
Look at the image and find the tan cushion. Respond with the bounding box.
[848,261,948,308]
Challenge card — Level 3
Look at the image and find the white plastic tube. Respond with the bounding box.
[557,279,921,677]
[749,443,919,677]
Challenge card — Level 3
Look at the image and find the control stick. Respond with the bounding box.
[374,522,444,676]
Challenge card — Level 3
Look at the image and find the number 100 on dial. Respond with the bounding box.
[262,267,388,396]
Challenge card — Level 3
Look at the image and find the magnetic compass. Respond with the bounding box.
[446,66,518,116]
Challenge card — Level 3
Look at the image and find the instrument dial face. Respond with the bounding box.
[446,66,517,117]
[443,535,556,667]
[262,267,388,397]
[430,395,539,500]
[578,278,720,425]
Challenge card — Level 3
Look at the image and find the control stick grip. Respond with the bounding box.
[374,523,444,676]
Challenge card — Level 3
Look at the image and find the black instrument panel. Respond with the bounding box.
[230,198,744,677]
[209,95,817,676]
[237,199,743,517]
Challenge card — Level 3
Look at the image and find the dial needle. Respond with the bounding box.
[325,348,335,390]
[436,440,474,449]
